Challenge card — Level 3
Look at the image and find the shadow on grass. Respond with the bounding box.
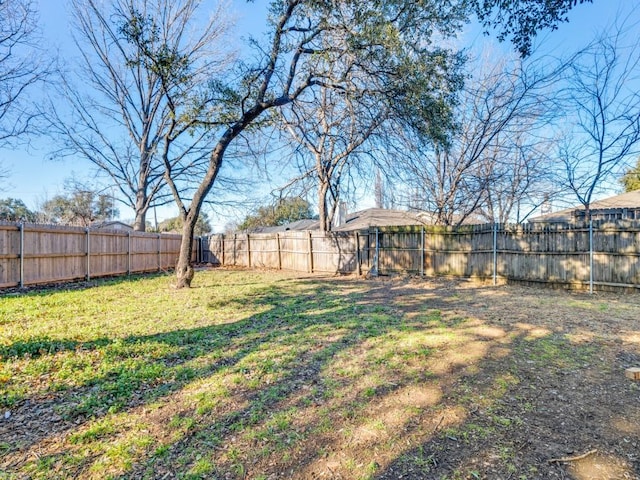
[0,271,173,299]
[2,278,402,469]
[2,275,639,480]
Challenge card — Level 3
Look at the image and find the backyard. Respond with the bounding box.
[1,269,639,479]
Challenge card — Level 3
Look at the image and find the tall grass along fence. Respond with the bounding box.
[203,220,640,291]
[0,222,198,288]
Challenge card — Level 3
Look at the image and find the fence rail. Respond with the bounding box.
[203,221,640,291]
[0,222,197,288]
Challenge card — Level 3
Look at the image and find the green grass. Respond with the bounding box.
[0,269,626,479]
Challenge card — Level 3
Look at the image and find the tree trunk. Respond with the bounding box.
[133,191,148,232]
[175,212,198,288]
[318,182,330,232]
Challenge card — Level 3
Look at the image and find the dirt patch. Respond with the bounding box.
[373,277,640,480]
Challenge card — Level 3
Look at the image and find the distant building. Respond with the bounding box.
[92,220,134,231]
[529,190,640,223]
[331,208,435,231]
[246,219,319,234]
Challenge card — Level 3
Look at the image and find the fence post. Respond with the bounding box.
[307,231,314,273]
[277,233,282,270]
[589,219,594,294]
[127,231,131,275]
[233,234,237,266]
[420,226,425,277]
[19,222,24,288]
[493,223,498,286]
[370,228,380,276]
[86,227,91,281]
[247,233,251,268]
[157,234,161,271]
[221,234,225,266]
[355,231,361,276]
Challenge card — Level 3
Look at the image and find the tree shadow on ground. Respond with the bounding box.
[1,274,639,480]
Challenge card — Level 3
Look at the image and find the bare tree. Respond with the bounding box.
[475,134,556,223]
[0,0,49,181]
[280,86,387,231]
[391,53,560,225]
[48,0,231,231]
[557,28,640,220]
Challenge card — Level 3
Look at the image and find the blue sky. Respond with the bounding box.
[0,0,637,229]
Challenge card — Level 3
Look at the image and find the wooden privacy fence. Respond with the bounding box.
[0,222,197,288]
[203,220,640,290]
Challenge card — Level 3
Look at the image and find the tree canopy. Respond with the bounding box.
[470,0,594,57]
[621,158,640,192]
[0,198,37,222]
[0,0,48,146]
[158,213,212,236]
[48,0,231,231]
[41,189,118,226]
[238,197,315,231]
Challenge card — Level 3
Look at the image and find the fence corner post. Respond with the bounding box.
[373,228,380,276]
[220,233,225,266]
[247,233,251,268]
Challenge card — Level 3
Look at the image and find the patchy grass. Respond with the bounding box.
[1,270,640,479]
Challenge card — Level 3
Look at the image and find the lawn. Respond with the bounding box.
[1,269,639,479]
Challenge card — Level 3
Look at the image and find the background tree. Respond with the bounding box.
[0,0,50,182]
[620,157,640,192]
[280,85,387,232]
[48,0,231,231]
[158,212,212,236]
[473,134,556,223]
[40,182,118,226]
[557,28,640,220]
[390,53,558,225]
[0,198,37,221]
[143,0,589,287]
[238,197,315,231]
[0,0,47,144]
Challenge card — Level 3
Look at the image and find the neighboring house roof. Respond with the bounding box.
[333,208,434,231]
[92,220,134,231]
[529,190,640,223]
[248,219,319,234]
[247,208,435,233]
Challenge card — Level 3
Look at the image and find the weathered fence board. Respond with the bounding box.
[203,220,640,290]
[0,222,197,288]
